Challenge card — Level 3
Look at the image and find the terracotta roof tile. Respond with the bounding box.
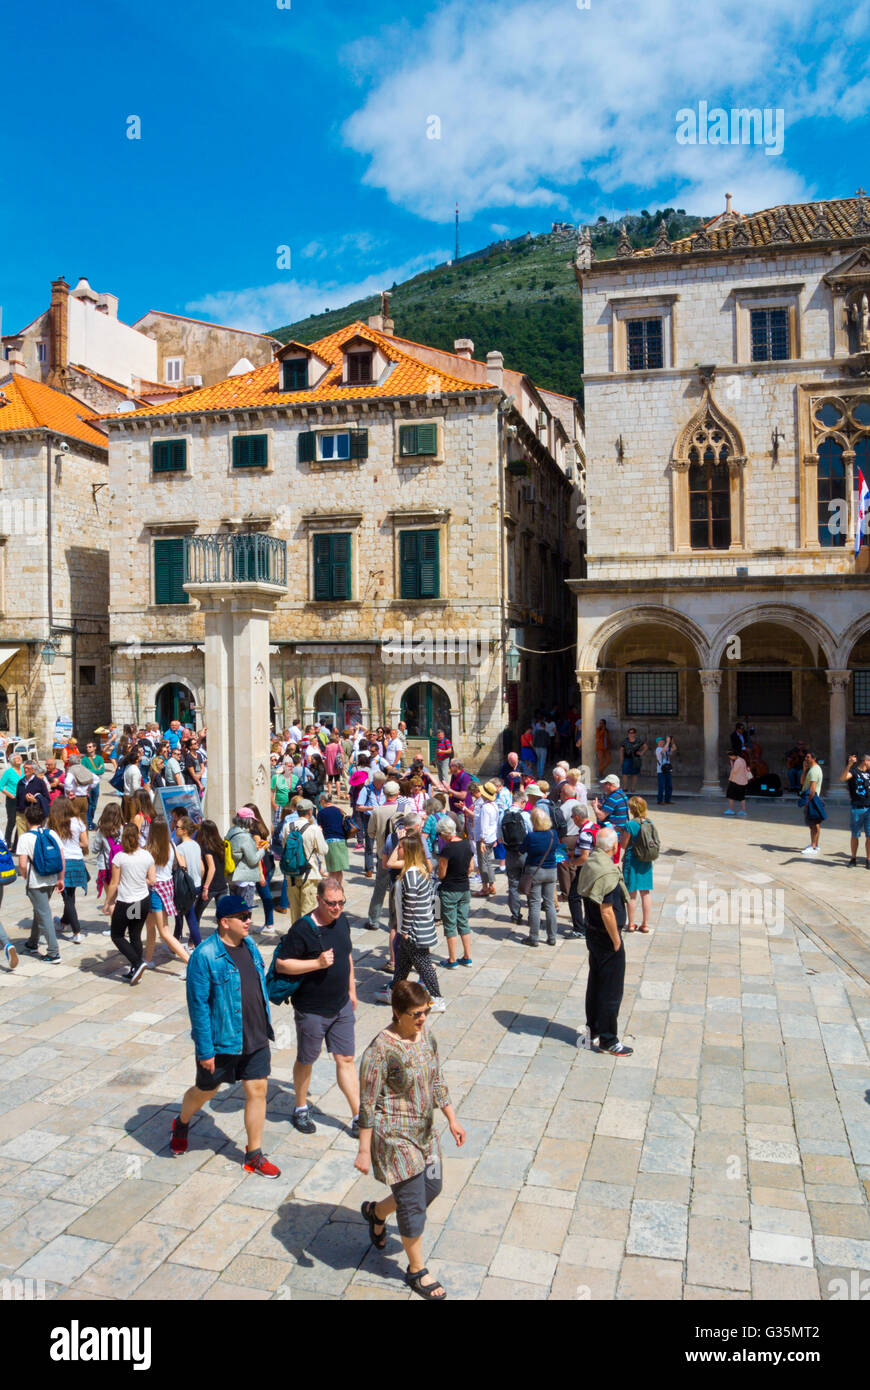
[631,195,870,258]
[109,321,494,421]
[0,374,108,449]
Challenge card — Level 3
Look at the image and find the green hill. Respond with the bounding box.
[271,210,706,403]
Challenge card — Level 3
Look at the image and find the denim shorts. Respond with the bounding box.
[849,806,870,838]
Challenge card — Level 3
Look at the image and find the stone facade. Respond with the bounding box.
[572,197,870,792]
[131,311,279,388]
[0,422,110,752]
[105,323,581,771]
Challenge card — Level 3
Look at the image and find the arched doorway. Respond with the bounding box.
[400,682,452,760]
[310,680,364,730]
[155,682,196,731]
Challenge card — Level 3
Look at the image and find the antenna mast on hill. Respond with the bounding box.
[455,203,460,261]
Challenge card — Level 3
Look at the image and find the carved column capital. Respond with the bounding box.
[826,669,851,694]
[699,669,723,694]
[577,671,600,695]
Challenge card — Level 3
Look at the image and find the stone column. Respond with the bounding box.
[577,672,599,786]
[699,669,723,796]
[826,669,850,800]
[185,581,285,831]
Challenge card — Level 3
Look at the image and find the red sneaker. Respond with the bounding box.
[170,1117,189,1155]
[243,1152,281,1179]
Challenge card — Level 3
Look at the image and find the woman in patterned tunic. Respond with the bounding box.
[355,979,465,1300]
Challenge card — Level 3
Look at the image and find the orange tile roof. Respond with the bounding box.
[109,320,496,421]
[0,374,108,449]
[631,195,870,258]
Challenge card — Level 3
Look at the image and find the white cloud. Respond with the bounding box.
[341,0,868,221]
[184,251,450,333]
[490,223,510,236]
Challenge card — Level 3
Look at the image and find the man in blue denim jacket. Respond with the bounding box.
[170,893,281,1178]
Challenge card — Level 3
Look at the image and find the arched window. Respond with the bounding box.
[689,443,731,550]
[817,438,847,547]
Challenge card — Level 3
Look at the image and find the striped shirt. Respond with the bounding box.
[394,866,437,949]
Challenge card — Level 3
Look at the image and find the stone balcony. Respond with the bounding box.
[183,533,287,593]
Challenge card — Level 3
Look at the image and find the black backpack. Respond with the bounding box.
[551,802,568,840]
[500,809,527,849]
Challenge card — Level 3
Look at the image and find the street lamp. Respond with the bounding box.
[505,638,521,682]
[40,636,59,666]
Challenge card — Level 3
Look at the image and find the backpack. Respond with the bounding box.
[551,802,568,840]
[500,809,527,850]
[172,850,197,914]
[0,835,15,883]
[109,763,126,793]
[334,750,344,774]
[280,828,310,879]
[266,916,321,1005]
[632,819,661,863]
[224,839,236,877]
[32,826,63,878]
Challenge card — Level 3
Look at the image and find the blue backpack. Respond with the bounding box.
[0,835,15,883]
[109,763,126,793]
[280,828,309,879]
[265,917,321,1005]
[32,827,63,877]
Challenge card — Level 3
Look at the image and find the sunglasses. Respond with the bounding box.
[323,898,346,908]
[408,1005,432,1020]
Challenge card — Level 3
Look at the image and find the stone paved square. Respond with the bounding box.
[1,800,869,1301]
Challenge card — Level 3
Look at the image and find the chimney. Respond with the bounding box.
[454,338,474,360]
[485,349,504,389]
[48,276,70,389]
[368,291,394,336]
[6,341,25,374]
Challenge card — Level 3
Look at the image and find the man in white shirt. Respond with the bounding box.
[473,782,499,897]
[385,728,404,772]
[288,723,303,746]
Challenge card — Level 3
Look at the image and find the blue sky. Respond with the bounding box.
[3,0,869,335]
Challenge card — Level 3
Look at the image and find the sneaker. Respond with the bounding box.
[23,944,41,956]
[71,934,82,945]
[291,1107,317,1135]
[122,968,135,980]
[723,809,735,816]
[442,959,459,969]
[519,936,539,948]
[45,954,62,964]
[429,997,447,1013]
[736,811,748,818]
[243,1152,281,1178]
[607,1042,634,1057]
[4,943,19,970]
[170,1117,189,1155]
[801,846,820,856]
[847,858,857,867]
[129,961,147,985]
[457,957,473,967]
[375,988,393,1004]
[145,960,156,969]
[568,929,585,940]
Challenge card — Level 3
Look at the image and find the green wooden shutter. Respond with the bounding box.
[399,424,416,456]
[298,431,316,463]
[399,530,419,599]
[233,434,267,468]
[418,529,440,598]
[283,359,307,391]
[153,440,187,473]
[331,533,351,600]
[313,534,332,599]
[154,538,189,605]
[416,423,437,456]
[349,427,368,459]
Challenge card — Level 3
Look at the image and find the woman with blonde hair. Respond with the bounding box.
[620,795,656,933]
[392,833,445,1011]
[143,818,189,968]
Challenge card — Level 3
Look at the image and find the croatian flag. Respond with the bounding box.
[857,469,870,556]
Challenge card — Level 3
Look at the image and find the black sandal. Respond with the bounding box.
[405,1266,447,1300]
[361,1200,387,1250]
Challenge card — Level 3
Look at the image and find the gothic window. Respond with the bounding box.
[689,444,731,549]
[810,395,870,550]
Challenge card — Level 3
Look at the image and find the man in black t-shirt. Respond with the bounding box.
[841,753,870,866]
[276,875,359,1138]
[576,827,632,1057]
[436,816,474,967]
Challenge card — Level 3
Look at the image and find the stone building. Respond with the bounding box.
[131,310,279,389]
[103,315,582,770]
[0,372,110,749]
[571,195,870,794]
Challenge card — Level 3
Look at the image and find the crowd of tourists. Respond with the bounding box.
[0,711,866,1299]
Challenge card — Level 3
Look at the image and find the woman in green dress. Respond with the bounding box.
[355,978,465,1299]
